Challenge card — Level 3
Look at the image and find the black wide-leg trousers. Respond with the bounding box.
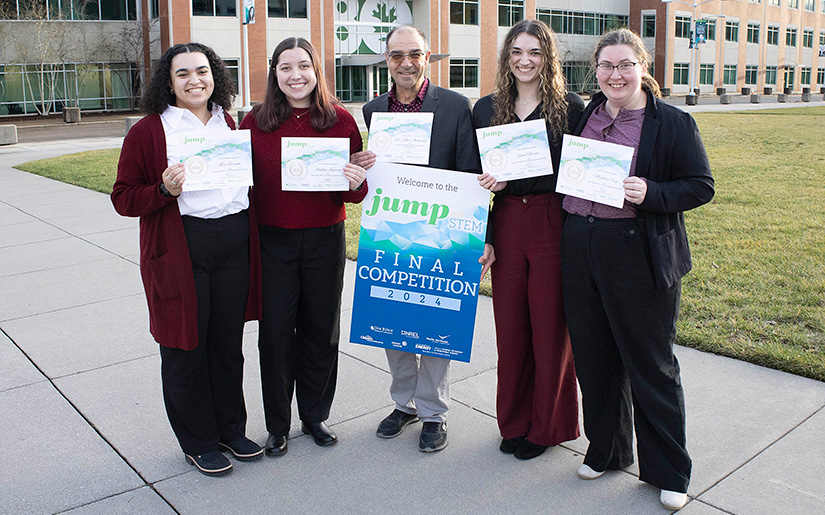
[561,214,691,493]
[160,211,250,456]
[258,222,345,437]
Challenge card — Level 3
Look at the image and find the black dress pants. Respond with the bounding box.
[160,211,250,456]
[561,214,691,493]
[258,222,345,436]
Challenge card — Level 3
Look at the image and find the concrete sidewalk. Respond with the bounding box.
[1,126,824,514]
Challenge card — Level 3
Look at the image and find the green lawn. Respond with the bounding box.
[14,107,825,381]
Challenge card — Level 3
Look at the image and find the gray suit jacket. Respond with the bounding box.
[362,82,481,173]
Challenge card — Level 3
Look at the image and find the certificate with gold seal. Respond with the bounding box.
[556,134,634,209]
[281,137,350,191]
[476,119,552,181]
[367,112,433,165]
[170,130,253,192]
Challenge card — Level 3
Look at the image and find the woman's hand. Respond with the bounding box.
[479,243,496,281]
[351,150,376,171]
[623,176,647,205]
[478,173,506,192]
[343,163,367,190]
[163,163,185,196]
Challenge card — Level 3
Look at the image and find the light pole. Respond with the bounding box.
[662,0,727,103]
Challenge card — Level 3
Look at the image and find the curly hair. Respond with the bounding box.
[140,42,235,114]
[253,37,338,133]
[491,19,568,140]
[593,28,661,98]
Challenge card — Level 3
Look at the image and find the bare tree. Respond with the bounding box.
[101,17,160,110]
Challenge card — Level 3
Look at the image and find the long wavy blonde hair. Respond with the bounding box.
[491,19,568,140]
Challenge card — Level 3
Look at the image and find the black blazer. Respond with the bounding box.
[362,82,481,173]
[575,91,715,289]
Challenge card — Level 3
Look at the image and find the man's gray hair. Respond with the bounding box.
[385,25,429,52]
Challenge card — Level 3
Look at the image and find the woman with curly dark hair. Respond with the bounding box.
[472,19,583,460]
[240,37,367,457]
[112,42,263,477]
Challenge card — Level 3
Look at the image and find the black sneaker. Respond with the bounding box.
[185,450,233,477]
[419,421,448,452]
[219,436,264,461]
[376,409,419,439]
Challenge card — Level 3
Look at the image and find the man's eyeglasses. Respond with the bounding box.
[387,51,425,63]
[595,62,638,75]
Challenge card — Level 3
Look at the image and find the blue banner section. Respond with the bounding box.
[349,162,490,363]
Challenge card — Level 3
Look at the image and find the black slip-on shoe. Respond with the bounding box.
[514,439,548,460]
[376,409,419,439]
[185,450,233,477]
[219,436,264,462]
[301,421,338,446]
[500,436,526,454]
[265,433,288,457]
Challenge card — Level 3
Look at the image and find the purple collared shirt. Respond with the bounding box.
[563,103,645,218]
[387,78,429,113]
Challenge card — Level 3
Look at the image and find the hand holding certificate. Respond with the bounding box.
[367,112,433,165]
[167,130,253,192]
[476,119,553,181]
[556,134,634,209]
[281,137,351,191]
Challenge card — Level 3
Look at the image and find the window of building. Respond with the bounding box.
[822,0,825,13]
[747,23,760,44]
[804,0,815,9]
[193,0,236,16]
[767,25,779,45]
[537,9,627,35]
[802,29,814,48]
[800,67,811,85]
[699,64,714,85]
[222,59,239,95]
[705,19,716,40]
[450,1,478,25]
[788,0,799,8]
[765,66,777,85]
[498,0,524,27]
[675,16,691,39]
[0,0,139,20]
[821,30,825,44]
[268,0,307,18]
[786,28,797,46]
[150,0,159,18]
[817,68,825,85]
[673,63,689,85]
[723,64,737,84]
[725,21,739,42]
[745,65,758,84]
[642,14,656,37]
[562,62,597,93]
[768,0,780,5]
[449,59,479,88]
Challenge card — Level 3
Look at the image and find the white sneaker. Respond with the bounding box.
[577,463,605,480]
[660,490,688,510]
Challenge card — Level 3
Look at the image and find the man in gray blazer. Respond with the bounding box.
[356,25,480,453]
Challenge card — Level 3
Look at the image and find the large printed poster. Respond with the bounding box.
[349,162,490,363]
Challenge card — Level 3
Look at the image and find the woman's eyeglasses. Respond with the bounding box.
[595,62,638,75]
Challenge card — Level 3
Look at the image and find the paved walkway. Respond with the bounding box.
[1,101,824,514]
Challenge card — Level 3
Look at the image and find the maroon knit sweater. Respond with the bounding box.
[240,104,368,228]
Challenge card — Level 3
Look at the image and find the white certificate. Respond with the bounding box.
[281,137,350,191]
[367,112,433,165]
[476,119,553,181]
[556,134,634,209]
[170,130,253,192]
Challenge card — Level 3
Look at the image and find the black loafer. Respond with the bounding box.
[219,436,264,462]
[500,436,526,454]
[265,433,288,457]
[377,409,419,439]
[514,439,548,460]
[185,450,233,477]
[301,421,338,446]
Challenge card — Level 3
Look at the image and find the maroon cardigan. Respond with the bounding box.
[111,113,262,350]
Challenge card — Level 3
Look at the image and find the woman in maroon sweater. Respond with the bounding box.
[240,37,367,456]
